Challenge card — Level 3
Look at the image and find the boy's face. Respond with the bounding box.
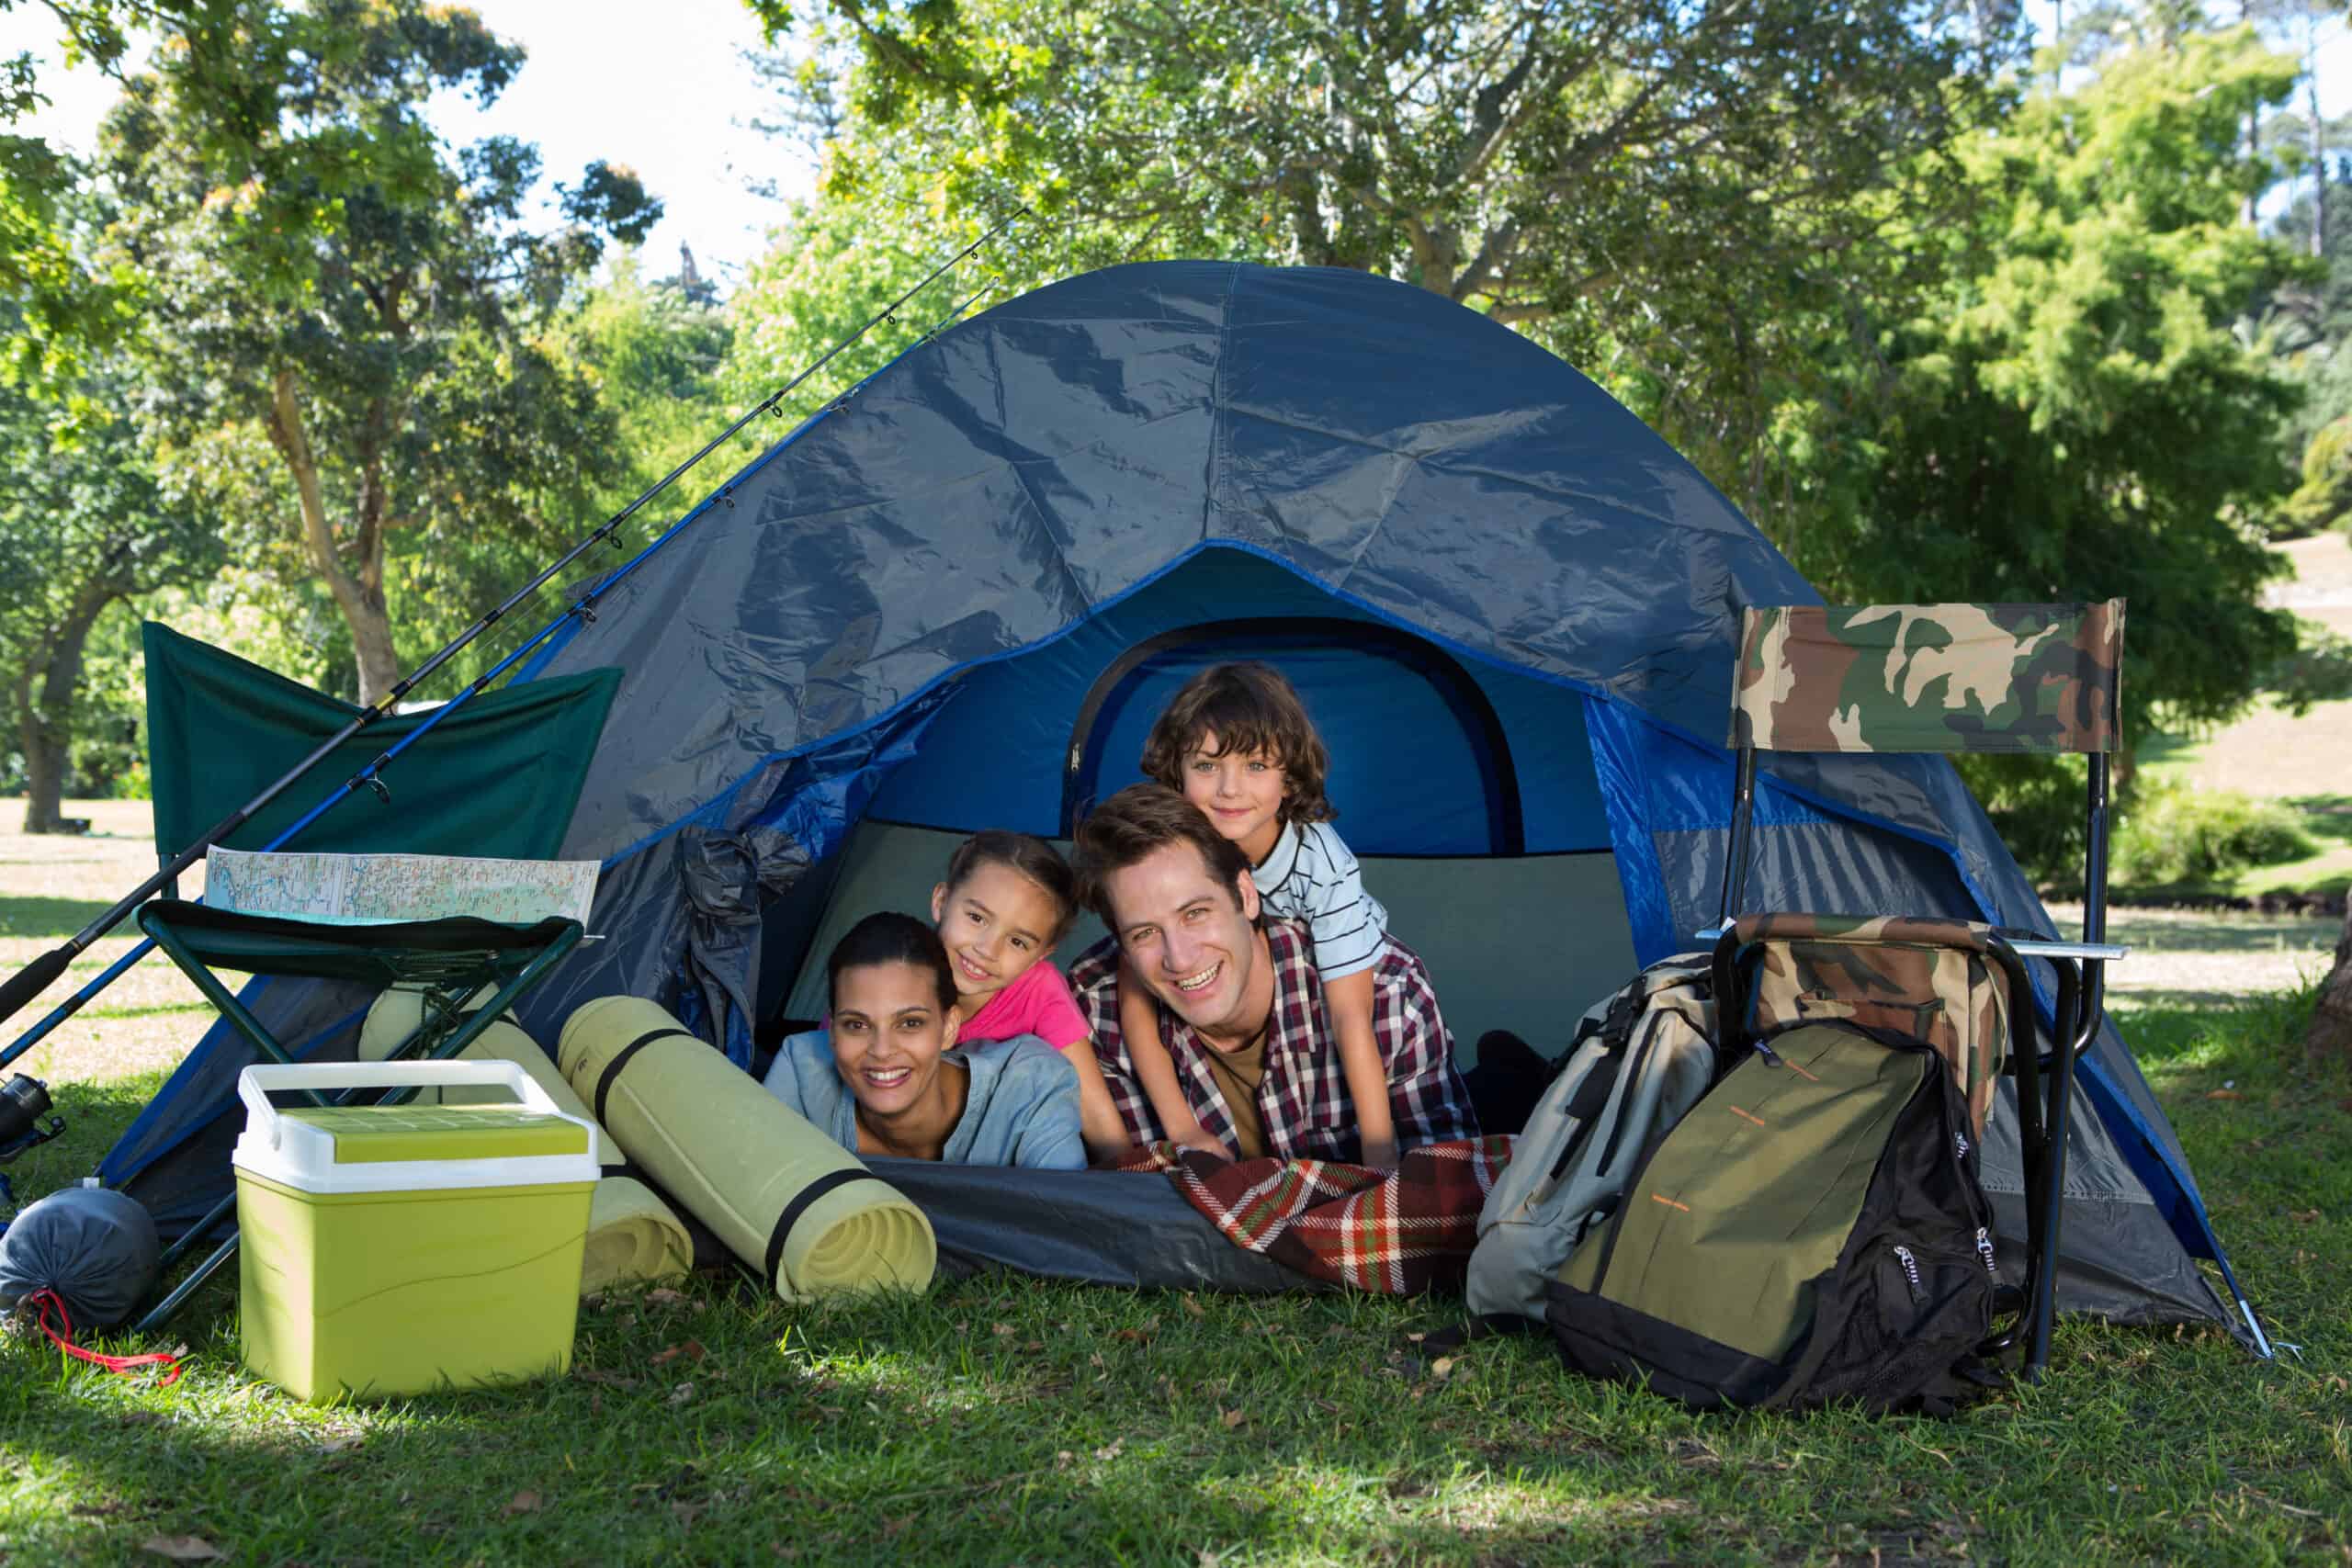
[1179,728,1286,863]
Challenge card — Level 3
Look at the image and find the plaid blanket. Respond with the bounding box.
[1116,1136,1517,1293]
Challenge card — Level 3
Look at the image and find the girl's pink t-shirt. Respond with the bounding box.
[957,960,1091,1052]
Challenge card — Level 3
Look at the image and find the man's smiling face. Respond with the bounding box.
[1103,839,1265,1043]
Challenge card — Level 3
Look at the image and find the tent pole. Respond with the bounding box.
[0,209,1029,1055]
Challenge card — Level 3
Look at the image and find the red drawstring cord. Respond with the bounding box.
[23,1289,184,1387]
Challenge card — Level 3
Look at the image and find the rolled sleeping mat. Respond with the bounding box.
[558,996,935,1301]
[357,984,505,1061]
[359,988,623,1168]
[581,1177,695,1293]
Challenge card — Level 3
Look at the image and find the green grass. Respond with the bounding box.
[6,998,2350,1564]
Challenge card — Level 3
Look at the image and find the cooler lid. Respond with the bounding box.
[232,1060,601,1195]
[280,1105,591,1164]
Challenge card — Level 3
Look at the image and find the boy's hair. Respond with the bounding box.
[940,830,1079,945]
[1072,784,1253,926]
[1138,661,1335,823]
[827,912,956,1013]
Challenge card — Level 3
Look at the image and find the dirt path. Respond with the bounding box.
[2046,901,2337,1010]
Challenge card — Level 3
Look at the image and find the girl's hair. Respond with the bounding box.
[941,830,1079,945]
[827,912,956,1013]
[1138,661,1335,823]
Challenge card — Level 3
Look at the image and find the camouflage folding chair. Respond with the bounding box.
[1710,601,2129,1382]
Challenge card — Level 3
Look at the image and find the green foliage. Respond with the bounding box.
[0,2,236,396]
[98,0,664,702]
[746,0,2017,478]
[1955,752,2089,886]
[1778,27,2304,740]
[568,254,735,514]
[2263,614,2352,712]
[2278,413,2352,536]
[2112,780,2320,886]
[718,187,989,416]
[0,341,227,815]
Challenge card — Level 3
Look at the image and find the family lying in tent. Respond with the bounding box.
[760,661,1501,1173]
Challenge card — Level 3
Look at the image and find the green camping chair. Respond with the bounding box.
[131,895,585,1330]
[1709,601,2129,1382]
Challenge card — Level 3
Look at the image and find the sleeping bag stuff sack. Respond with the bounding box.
[582,1177,695,1292]
[1545,1021,2000,1416]
[557,997,935,1300]
[1466,956,1718,1325]
[0,1187,161,1328]
[360,987,622,1168]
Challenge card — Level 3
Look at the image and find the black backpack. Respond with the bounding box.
[1543,1019,2002,1415]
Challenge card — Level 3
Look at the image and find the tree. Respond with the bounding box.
[742,0,2021,477]
[0,2,255,396]
[0,345,225,831]
[99,0,661,704]
[1770,26,2304,866]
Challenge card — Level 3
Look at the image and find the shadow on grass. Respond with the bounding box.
[2287,795,2352,841]
[0,893,134,941]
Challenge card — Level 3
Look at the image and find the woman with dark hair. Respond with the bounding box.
[759,912,1085,1168]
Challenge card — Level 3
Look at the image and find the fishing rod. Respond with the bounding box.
[0,208,1029,1063]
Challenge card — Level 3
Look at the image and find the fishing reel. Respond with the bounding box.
[0,1074,64,1165]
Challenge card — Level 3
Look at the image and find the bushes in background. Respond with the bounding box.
[2113,784,2319,886]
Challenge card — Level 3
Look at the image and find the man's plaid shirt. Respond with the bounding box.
[1067,919,1479,1162]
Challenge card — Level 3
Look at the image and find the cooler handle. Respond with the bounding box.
[237,1060,564,1151]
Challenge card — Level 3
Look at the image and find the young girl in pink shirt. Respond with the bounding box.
[929,830,1126,1161]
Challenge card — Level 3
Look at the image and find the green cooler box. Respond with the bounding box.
[232,1060,599,1402]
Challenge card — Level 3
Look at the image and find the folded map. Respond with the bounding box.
[207,847,600,927]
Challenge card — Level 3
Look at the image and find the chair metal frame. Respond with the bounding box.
[1710,602,2124,1382]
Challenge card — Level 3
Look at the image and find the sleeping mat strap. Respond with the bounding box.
[594,1028,699,1125]
[765,1168,885,1289]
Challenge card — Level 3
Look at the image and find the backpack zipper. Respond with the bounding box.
[1974,1227,1998,1277]
[1892,1244,1927,1305]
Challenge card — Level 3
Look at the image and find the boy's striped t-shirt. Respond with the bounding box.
[1252,819,1387,981]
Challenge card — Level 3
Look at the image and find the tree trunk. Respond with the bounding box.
[2310,25,2327,260]
[265,367,402,705]
[2307,901,2352,1066]
[15,580,119,834]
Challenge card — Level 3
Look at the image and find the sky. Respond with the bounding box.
[2,1,2346,285]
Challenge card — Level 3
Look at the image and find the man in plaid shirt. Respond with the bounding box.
[1068,784,1478,1162]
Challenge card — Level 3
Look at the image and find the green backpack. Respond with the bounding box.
[1544,1018,2001,1414]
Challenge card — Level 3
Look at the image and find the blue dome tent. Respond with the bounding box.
[101,261,2259,1341]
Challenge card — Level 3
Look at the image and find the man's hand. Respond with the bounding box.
[1359,1138,1400,1171]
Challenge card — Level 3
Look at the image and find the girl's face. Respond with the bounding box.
[1181,728,1287,863]
[830,960,962,1122]
[928,861,1065,1008]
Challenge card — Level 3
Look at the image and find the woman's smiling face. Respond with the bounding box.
[830,959,962,1121]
